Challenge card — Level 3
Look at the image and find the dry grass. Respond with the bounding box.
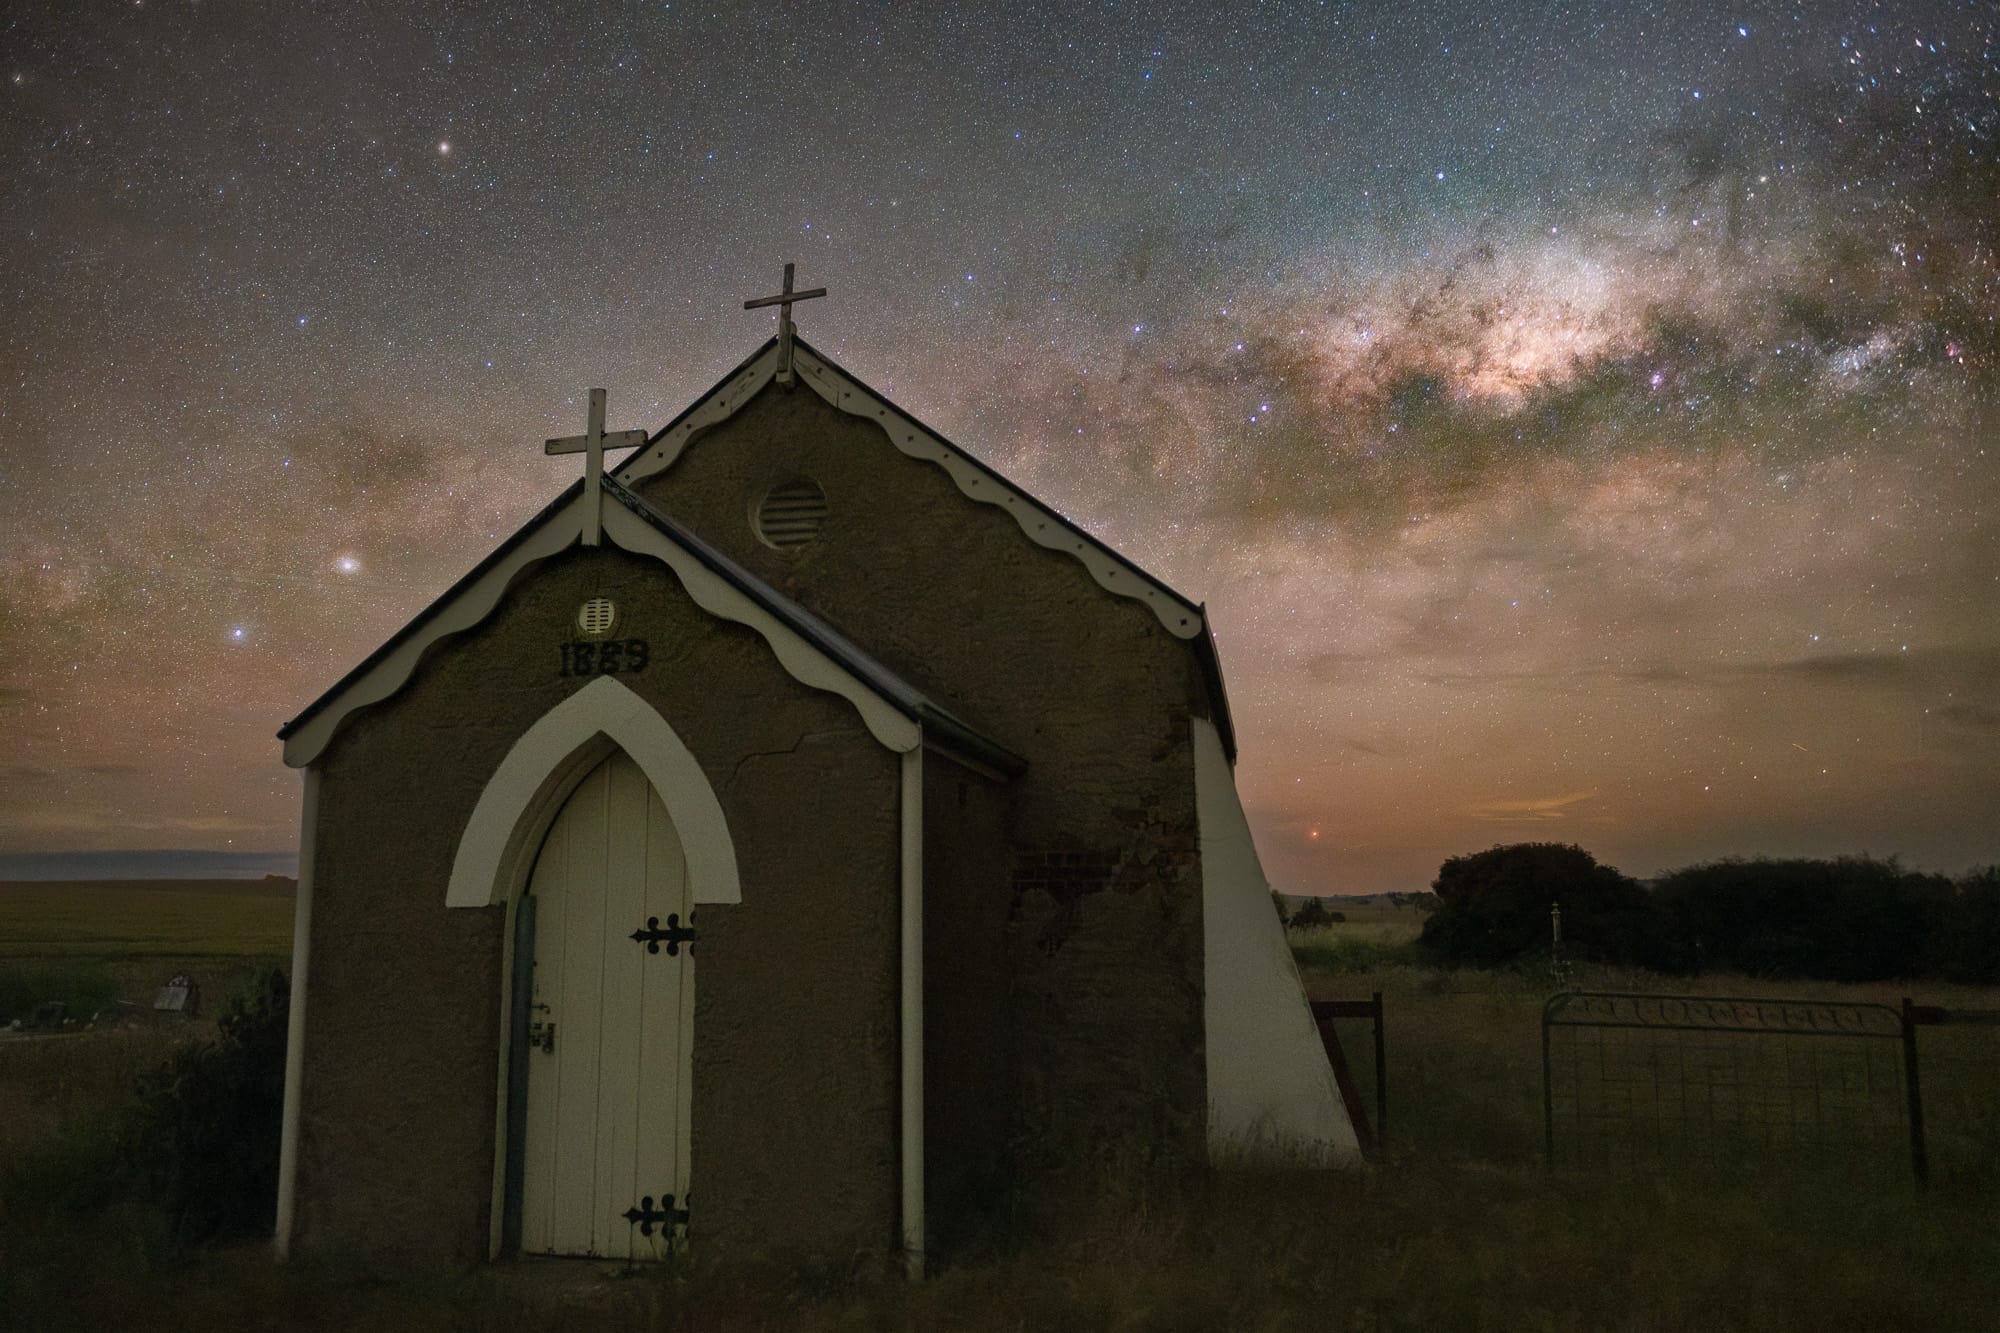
[1,894,1995,1330]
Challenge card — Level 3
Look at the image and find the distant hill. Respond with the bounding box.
[0,878,295,897]
[1279,891,1437,909]
[0,850,298,881]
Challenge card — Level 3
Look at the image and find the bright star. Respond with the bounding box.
[438,140,451,154]
[334,556,361,575]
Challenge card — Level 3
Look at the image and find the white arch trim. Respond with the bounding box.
[446,676,741,908]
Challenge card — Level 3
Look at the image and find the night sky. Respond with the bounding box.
[2,2,1995,892]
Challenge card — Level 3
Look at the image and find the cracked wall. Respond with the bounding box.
[299,545,899,1267]
[635,382,1207,1174]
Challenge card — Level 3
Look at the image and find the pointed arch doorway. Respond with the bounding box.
[509,749,694,1260]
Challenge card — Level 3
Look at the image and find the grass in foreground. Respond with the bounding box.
[7,1151,1995,1332]
[1,897,1994,1330]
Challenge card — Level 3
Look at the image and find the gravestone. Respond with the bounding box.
[154,974,199,1016]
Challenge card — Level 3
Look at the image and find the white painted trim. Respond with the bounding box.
[274,766,319,1259]
[446,676,741,908]
[599,502,920,753]
[618,342,1206,640]
[1193,718,1360,1164]
[898,746,925,1279]
[282,512,582,768]
[282,486,922,770]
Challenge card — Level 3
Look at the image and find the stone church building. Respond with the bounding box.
[273,309,1355,1272]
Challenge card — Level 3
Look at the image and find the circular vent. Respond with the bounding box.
[577,597,618,637]
[755,479,828,549]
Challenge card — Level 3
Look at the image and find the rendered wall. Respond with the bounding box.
[1192,718,1359,1161]
[634,383,1208,1167]
[297,545,900,1268]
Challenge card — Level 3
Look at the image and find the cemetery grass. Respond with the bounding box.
[1,905,1996,1329]
[0,878,294,1027]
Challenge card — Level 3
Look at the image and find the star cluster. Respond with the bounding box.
[1,0,1994,889]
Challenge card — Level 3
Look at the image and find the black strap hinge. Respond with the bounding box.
[623,1193,690,1237]
[629,913,697,956]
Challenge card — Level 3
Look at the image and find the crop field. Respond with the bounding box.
[2,887,1996,1329]
[0,878,295,959]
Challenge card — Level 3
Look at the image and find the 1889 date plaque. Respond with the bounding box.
[559,638,650,677]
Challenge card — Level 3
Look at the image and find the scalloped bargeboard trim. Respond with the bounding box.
[617,341,1207,640]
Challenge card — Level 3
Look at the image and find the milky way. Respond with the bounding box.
[2,1,1995,890]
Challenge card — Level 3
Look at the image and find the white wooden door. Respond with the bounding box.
[520,750,694,1259]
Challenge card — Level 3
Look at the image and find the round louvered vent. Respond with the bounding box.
[577,597,618,637]
[755,479,828,549]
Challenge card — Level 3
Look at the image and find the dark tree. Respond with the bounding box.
[1420,843,1656,968]
[1654,857,1953,982]
[1930,867,2000,984]
[1289,898,1336,929]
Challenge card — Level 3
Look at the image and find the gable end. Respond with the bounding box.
[619,338,1206,640]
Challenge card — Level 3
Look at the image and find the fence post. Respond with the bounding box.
[1541,998,1556,1168]
[1901,997,1929,1190]
[1372,990,1387,1147]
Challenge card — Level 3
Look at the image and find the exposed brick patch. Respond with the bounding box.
[1012,849,1120,906]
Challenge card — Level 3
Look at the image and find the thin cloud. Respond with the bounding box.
[1467,790,1599,823]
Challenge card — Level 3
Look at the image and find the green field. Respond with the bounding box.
[0,878,294,1026]
[1,885,1996,1329]
[0,879,295,958]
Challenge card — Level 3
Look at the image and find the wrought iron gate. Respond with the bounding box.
[1542,991,1920,1185]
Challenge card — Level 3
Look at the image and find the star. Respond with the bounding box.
[0,0,1991,897]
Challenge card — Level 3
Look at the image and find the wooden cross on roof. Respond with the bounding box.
[743,262,827,384]
[545,388,647,546]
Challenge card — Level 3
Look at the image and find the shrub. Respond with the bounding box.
[1419,843,1657,969]
[1289,898,1337,930]
[1923,866,2000,985]
[0,961,120,1025]
[1652,857,1951,982]
[124,967,289,1243]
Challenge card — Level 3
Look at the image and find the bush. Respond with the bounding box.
[124,967,289,1243]
[1929,867,2000,984]
[1652,857,1951,982]
[0,961,120,1025]
[1419,843,1657,969]
[1289,898,1337,929]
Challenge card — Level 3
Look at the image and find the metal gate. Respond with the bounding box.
[1542,991,1921,1185]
